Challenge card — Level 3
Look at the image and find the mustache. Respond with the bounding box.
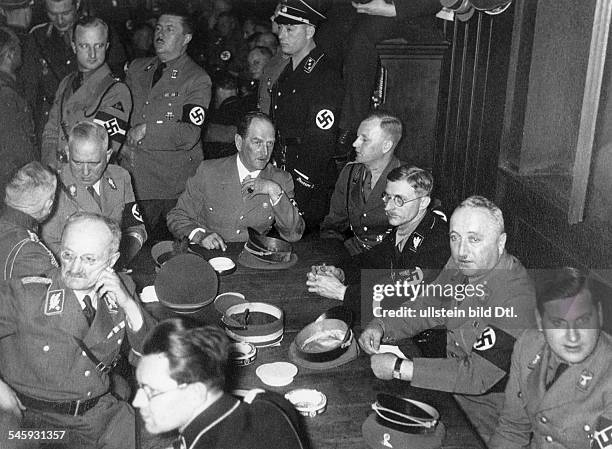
[65,271,87,278]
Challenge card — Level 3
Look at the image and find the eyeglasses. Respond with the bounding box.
[381,193,424,208]
[136,383,187,401]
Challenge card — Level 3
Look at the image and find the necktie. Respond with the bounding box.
[86,185,101,208]
[546,363,568,390]
[82,295,96,326]
[72,72,83,92]
[363,169,372,202]
[152,62,166,87]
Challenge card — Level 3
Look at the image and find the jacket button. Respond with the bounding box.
[239,215,244,220]
[363,226,368,231]
[454,341,460,346]
[84,370,91,377]
[117,339,122,345]
[82,351,87,356]
[545,436,553,443]
[540,416,547,424]
[236,230,241,234]
[43,345,49,352]
[584,424,591,432]
[517,391,522,398]
[209,207,213,211]
[363,213,367,217]
[66,60,71,65]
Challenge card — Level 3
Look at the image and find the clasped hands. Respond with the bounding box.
[306,264,347,301]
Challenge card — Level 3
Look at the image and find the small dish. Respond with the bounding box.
[255,362,298,387]
[284,389,327,417]
[209,257,236,275]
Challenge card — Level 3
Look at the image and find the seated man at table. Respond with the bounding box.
[41,121,147,267]
[167,111,305,250]
[307,166,449,315]
[133,318,307,449]
[359,195,537,443]
[490,267,612,449]
[0,161,58,280]
[0,212,154,449]
[320,111,403,255]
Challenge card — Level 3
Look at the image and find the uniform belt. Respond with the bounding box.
[16,391,105,416]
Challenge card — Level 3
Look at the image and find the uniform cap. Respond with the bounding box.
[0,0,32,9]
[273,0,326,26]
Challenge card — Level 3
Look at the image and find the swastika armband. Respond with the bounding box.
[315,109,335,130]
[122,202,144,229]
[94,111,129,144]
[472,326,516,373]
[182,104,206,127]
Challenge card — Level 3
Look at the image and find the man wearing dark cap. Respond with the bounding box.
[122,4,211,241]
[270,0,344,232]
[490,267,612,449]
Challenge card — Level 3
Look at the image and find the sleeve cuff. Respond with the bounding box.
[188,228,207,241]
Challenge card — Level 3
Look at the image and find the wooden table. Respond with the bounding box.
[130,236,485,449]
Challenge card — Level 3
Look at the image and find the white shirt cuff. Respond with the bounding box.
[188,228,207,241]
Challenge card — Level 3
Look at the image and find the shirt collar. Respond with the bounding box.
[236,155,261,182]
[74,290,98,310]
[0,205,39,233]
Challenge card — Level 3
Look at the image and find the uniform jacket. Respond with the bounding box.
[180,392,306,449]
[343,207,450,315]
[41,163,146,256]
[0,270,154,401]
[41,63,132,166]
[258,53,289,115]
[270,46,343,188]
[121,53,212,200]
[21,23,126,144]
[320,157,402,249]
[374,252,536,393]
[0,72,37,195]
[167,155,304,243]
[0,206,57,280]
[490,330,612,449]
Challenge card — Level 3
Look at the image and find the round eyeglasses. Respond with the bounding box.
[381,193,424,208]
[136,383,187,401]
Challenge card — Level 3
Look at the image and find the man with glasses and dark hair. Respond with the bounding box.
[0,212,154,448]
[168,111,304,250]
[359,195,536,443]
[133,318,307,449]
[308,165,449,313]
[320,111,404,256]
[490,267,612,449]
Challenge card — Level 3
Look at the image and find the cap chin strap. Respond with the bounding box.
[275,11,312,25]
[371,397,440,429]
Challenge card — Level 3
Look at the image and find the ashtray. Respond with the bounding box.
[284,388,327,417]
[229,342,257,366]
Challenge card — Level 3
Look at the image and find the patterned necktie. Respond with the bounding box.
[82,295,96,326]
[152,62,166,87]
[86,185,101,208]
[72,71,84,92]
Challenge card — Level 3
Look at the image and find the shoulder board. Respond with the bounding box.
[29,22,50,34]
[21,276,52,285]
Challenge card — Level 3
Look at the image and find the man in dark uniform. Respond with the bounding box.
[308,166,448,316]
[321,111,404,255]
[0,162,57,280]
[359,196,537,443]
[0,26,37,194]
[167,111,304,249]
[490,267,612,449]
[42,121,146,267]
[41,16,131,168]
[21,0,127,149]
[0,212,155,449]
[133,318,308,449]
[122,4,211,240]
[270,0,344,232]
